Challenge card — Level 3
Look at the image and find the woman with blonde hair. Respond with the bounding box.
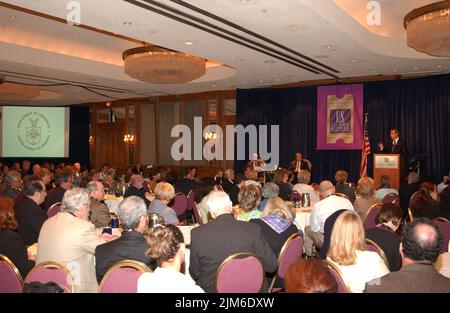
[354,177,380,221]
[138,224,204,293]
[327,211,389,293]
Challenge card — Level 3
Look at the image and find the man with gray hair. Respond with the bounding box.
[190,191,277,292]
[259,182,279,211]
[124,174,150,206]
[95,196,155,283]
[304,180,354,256]
[86,181,110,228]
[37,188,115,292]
[293,170,320,206]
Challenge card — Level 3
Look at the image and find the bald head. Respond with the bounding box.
[319,180,335,198]
[206,191,233,219]
[402,218,441,264]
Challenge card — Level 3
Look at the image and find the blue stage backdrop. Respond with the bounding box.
[1,106,90,169]
[236,74,450,184]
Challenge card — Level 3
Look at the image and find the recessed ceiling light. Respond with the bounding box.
[184,41,194,45]
[231,56,236,60]
[350,59,357,63]
[287,24,307,31]
[259,80,264,83]
[240,0,251,4]
[106,102,111,107]
[123,21,133,26]
[8,15,17,20]
[437,65,442,68]
[275,78,280,82]
[413,66,419,70]
[321,44,337,51]
[211,84,217,87]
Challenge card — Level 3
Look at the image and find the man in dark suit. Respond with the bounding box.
[44,171,72,212]
[124,174,150,207]
[95,196,155,283]
[399,171,420,217]
[290,152,311,173]
[174,167,199,195]
[378,128,408,177]
[14,179,47,246]
[228,173,245,206]
[365,218,450,293]
[190,191,277,293]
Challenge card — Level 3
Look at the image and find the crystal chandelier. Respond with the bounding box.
[404,1,450,57]
[0,82,40,101]
[123,46,206,84]
[124,134,136,145]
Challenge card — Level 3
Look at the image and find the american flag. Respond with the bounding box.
[360,113,371,177]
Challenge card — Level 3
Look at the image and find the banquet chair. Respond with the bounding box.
[433,218,450,253]
[24,261,74,293]
[0,254,23,293]
[192,201,203,225]
[269,233,304,293]
[47,202,62,218]
[365,239,389,268]
[290,191,301,201]
[99,260,152,293]
[215,253,264,293]
[171,193,188,221]
[363,203,382,230]
[323,260,349,293]
[382,193,400,204]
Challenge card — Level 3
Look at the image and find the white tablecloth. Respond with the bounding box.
[294,209,312,234]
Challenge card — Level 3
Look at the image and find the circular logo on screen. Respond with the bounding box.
[16,112,51,151]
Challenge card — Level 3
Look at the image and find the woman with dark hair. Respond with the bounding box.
[285,259,337,293]
[272,168,293,201]
[438,187,450,220]
[409,185,439,219]
[365,203,403,271]
[138,225,204,293]
[0,196,35,277]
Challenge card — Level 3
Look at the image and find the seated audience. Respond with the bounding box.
[334,170,356,204]
[95,196,155,283]
[98,164,109,181]
[273,168,293,201]
[37,188,113,293]
[327,211,389,293]
[44,170,72,211]
[399,171,420,216]
[21,160,32,177]
[259,182,279,211]
[0,196,35,277]
[365,218,450,292]
[365,203,403,271]
[244,168,262,188]
[14,178,47,246]
[305,180,354,256]
[354,177,380,221]
[292,170,320,206]
[148,166,163,192]
[235,184,263,221]
[190,191,277,293]
[2,170,23,202]
[148,182,178,225]
[174,167,199,195]
[124,174,150,207]
[229,173,245,206]
[194,177,219,224]
[38,168,52,190]
[214,168,224,186]
[437,172,449,195]
[284,259,337,293]
[375,175,398,201]
[438,186,450,220]
[221,169,235,194]
[138,224,204,293]
[86,181,110,228]
[409,189,439,220]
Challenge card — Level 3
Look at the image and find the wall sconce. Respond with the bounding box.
[124,134,136,145]
[89,135,94,145]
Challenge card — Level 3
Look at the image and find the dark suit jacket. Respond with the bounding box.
[364,263,450,293]
[335,183,356,204]
[380,137,408,158]
[278,183,293,201]
[399,183,419,216]
[95,230,155,283]
[221,179,235,194]
[290,160,310,172]
[228,184,240,206]
[175,178,198,195]
[44,186,66,212]
[189,214,278,293]
[124,185,150,207]
[14,196,47,246]
[365,226,402,271]
[0,229,35,277]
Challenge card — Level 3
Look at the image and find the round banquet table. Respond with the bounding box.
[285,201,312,234]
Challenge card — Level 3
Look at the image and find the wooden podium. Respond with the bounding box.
[373,154,401,190]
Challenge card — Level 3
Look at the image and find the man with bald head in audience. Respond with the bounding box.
[365,218,450,292]
[304,180,354,256]
[189,191,277,293]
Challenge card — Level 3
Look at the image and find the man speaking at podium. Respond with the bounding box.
[378,128,408,176]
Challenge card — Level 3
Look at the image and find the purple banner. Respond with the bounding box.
[317,84,363,150]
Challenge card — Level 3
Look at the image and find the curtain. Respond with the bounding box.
[236,74,450,183]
